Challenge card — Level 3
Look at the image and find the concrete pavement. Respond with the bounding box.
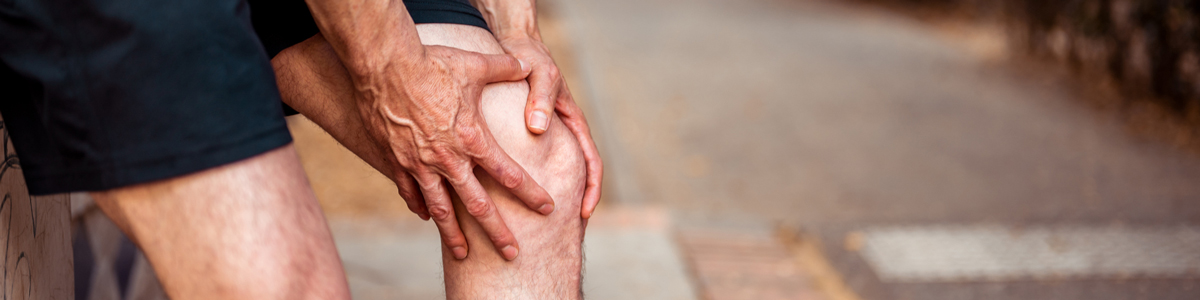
[551,0,1200,298]
[324,206,698,300]
[556,0,1200,224]
[288,117,704,299]
[287,0,1200,297]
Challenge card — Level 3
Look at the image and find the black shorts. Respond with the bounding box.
[0,0,489,195]
[249,0,489,116]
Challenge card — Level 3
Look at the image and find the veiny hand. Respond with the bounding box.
[498,36,604,219]
[354,45,553,261]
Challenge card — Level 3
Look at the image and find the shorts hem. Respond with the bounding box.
[21,126,293,195]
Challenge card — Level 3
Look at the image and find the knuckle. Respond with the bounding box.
[399,189,419,202]
[536,80,558,95]
[456,125,484,146]
[467,54,488,73]
[435,147,458,164]
[427,204,454,221]
[464,197,493,217]
[395,156,417,170]
[446,169,473,186]
[444,236,466,247]
[417,149,439,166]
[497,167,524,189]
[418,144,458,166]
[416,175,442,193]
[490,234,515,246]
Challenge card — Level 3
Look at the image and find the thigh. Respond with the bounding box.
[90,145,349,300]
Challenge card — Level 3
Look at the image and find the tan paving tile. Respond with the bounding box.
[679,229,827,300]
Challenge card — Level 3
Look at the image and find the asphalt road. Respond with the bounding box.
[552,0,1200,298]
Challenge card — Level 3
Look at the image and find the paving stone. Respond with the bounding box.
[328,205,700,300]
[679,229,826,300]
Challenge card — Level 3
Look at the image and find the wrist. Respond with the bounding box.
[474,0,541,41]
[342,43,425,86]
[305,0,426,84]
[495,33,541,52]
[493,24,540,43]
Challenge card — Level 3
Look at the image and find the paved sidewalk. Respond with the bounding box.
[678,229,825,300]
[285,2,847,297]
[326,204,851,300]
[327,205,700,300]
[547,0,1200,298]
[551,0,1200,223]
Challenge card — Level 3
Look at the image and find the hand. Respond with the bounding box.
[354,45,553,261]
[498,36,604,219]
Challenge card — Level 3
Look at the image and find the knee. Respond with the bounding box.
[470,81,585,249]
[480,81,586,214]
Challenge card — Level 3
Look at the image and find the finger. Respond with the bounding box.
[554,88,604,219]
[393,171,429,220]
[471,132,555,215]
[579,140,603,219]
[447,167,520,261]
[473,52,531,83]
[417,172,470,260]
[525,65,560,134]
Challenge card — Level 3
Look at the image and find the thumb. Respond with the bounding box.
[525,69,559,134]
[476,53,531,83]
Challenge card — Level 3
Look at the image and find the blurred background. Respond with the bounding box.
[293,0,1200,299]
[68,0,1200,299]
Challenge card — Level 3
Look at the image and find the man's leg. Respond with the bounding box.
[273,25,586,299]
[90,145,351,299]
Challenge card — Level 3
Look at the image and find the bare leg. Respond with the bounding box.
[273,25,586,299]
[90,145,350,299]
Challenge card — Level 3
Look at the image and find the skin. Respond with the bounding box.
[304,0,602,259]
[305,0,546,261]
[469,0,603,219]
[90,146,351,299]
[272,24,586,299]
[86,1,594,297]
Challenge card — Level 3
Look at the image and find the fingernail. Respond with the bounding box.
[538,202,555,215]
[519,59,530,72]
[452,246,468,260]
[501,245,519,260]
[530,111,548,131]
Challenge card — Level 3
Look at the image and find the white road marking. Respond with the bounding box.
[859,225,1200,282]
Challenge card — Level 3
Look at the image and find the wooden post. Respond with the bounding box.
[0,117,73,299]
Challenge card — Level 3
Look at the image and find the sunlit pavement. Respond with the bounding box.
[288,0,1200,298]
[549,0,1200,298]
[325,205,699,300]
[288,117,705,299]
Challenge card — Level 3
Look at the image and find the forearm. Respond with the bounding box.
[303,0,424,78]
[272,36,394,177]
